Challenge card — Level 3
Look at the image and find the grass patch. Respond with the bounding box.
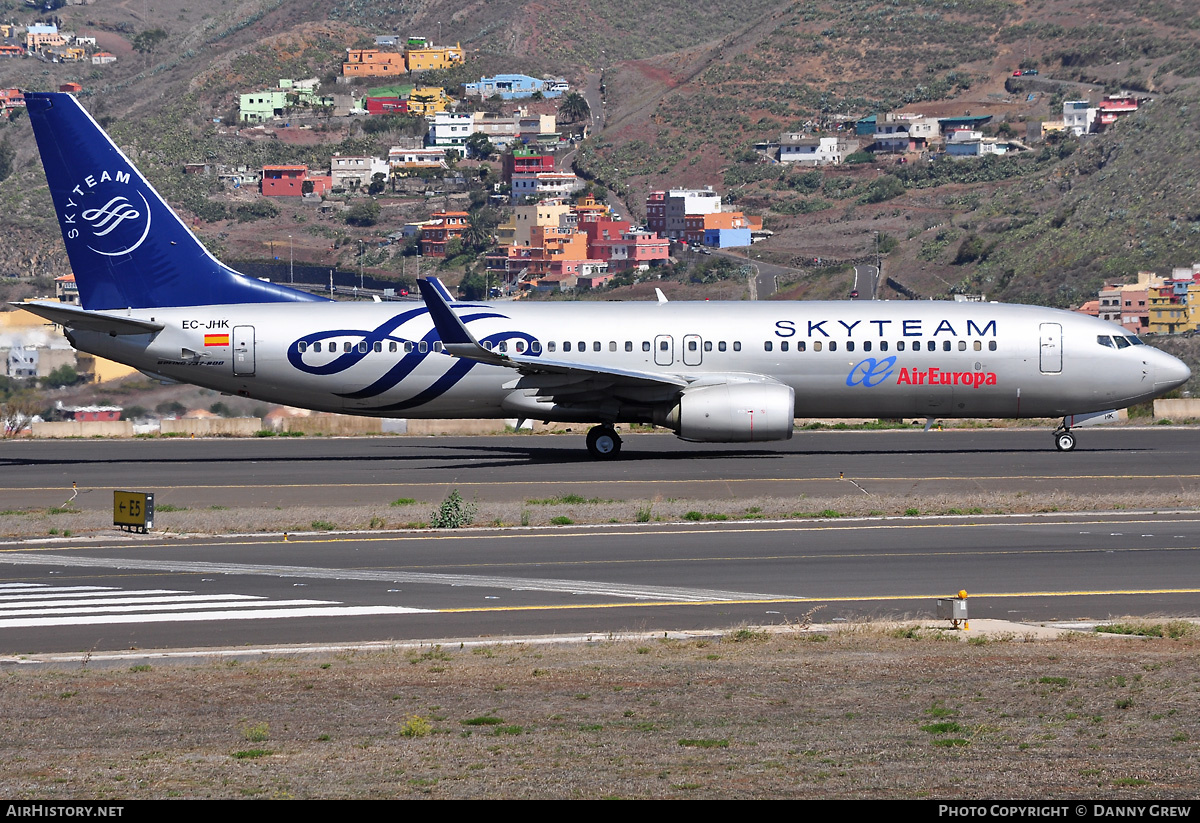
[1095,622,1194,638]
[678,738,729,748]
[526,494,612,505]
[390,498,417,507]
[231,749,273,759]
[684,511,729,521]
[462,715,504,726]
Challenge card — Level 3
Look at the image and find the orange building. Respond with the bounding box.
[342,49,405,78]
[261,165,332,197]
[420,211,470,257]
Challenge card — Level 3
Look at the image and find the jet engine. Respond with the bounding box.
[657,381,795,442]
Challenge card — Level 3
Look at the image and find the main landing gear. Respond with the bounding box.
[1053,422,1076,452]
[586,425,622,459]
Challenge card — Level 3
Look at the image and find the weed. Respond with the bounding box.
[241,722,269,742]
[462,716,504,726]
[310,520,335,531]
[430,489,476,529]
[550,515,574,525]
[1038,676,1070,687]
[232,749,273,759]
[679,738,729,748]
[390,498,416,507]
[399,715,432,738]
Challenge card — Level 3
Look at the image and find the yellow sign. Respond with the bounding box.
[113,490,154,532]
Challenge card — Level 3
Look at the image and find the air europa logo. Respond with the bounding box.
[847,358,998,389]
[61,169,152,257]
[897,366,997,389]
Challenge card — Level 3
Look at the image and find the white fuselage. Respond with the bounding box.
[65,298,1185,422]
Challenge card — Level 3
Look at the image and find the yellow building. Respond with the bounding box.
[1148,280,1200,336]
[405,42,464,72]
[406,87,451,116]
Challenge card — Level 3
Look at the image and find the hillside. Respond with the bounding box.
[2,0,1200,307]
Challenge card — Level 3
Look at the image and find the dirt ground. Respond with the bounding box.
[2,622,1197,799]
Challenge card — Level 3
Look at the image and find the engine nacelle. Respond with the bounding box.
[659,381,795,442]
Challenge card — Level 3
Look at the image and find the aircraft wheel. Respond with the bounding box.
[1054,431,1076,452]
[586,425,622,459]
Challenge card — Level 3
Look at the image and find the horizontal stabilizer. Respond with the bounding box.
[13,300,164,335]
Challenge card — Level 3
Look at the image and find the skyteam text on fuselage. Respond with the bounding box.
[16,93,1191,458]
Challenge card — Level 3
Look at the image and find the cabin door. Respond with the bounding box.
[1039,323,1062,374]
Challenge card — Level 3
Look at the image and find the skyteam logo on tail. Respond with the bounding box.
[61,170,152,257]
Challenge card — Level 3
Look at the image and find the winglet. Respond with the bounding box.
[417,278,507,365]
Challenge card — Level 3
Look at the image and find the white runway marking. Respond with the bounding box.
[0,582,430,628]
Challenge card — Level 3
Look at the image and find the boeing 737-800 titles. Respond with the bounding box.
[16,93,1192,458]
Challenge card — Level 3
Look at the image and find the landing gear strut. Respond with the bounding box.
[586,425,622,459]
[1053,422,1076,452]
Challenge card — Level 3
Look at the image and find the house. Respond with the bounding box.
[406,87,451,116]
[427,111,474,147]
[502,146,555,183]
[419,211,470,257]
[25,24,64,53]
[0,88,25,118]
[330,154,389,191]
[404,41,464,72]
[56,402,122,422]
[58,82,82,93]
[510,171,582,203]
[240,89,288,122]
[0,44,24,57]
[261,165,331,197]
[464,74,568,100]
[364,95,408,114]
[588,230,670,272]
[1096,94,1142,130]
[778,134,857,165]
[646,187,722,239]
[91,51,116,65]
[55,273,79,305]
[1063,100,1096,136]
[343,49,404,78]
[684,211,751,248]
[872,112,940,154]
[944,130,1011,159]
[388,146,448,172]
[472,112,521,148]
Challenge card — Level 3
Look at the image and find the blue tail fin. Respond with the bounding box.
[24,93,328,310]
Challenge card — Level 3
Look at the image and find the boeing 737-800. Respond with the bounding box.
[15,93,1192,458]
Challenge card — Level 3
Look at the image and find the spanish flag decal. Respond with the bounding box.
[204,333,230,347]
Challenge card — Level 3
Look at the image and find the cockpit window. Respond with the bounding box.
[1097,335,1114,348]
[1128,335,1145,346]
[1114,336,1131,349]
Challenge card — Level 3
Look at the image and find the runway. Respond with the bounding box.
[1,429,1198,655]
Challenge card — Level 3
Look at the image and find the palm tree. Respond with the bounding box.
[559,92,590,123]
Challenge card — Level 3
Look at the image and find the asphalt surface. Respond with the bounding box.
[2,428,1198,655]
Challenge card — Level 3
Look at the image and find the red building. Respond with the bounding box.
[58,403,122,422]
[261,165,332,197]
[645,191,667,237]
[502,147,555,183]
[364,96,408,115]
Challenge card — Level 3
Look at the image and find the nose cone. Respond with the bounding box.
[1153,348,1192,393]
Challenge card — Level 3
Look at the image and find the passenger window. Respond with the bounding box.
[404,341,413,353]
[564,342,572,352]
[418,341,428,353]
[718,341,727,352]
[704,341,712,352]
[973,341,981,351]
[374,341,382,352]
[433,341,443,352]
[298,342,308,353]
[846,341,855,352]
[943,340,952,352]
[863,341,872,352]
[579,341,586,352]
[813,341,823,352]
[389,342,397,352]
[958,340,966,351]
[358,342,368,353]
[764,341,773,352]
[927,341,936,352]
[829,341,838,352]
[780,341,788,352]
[879,341,888,352]
[609,341,617,352]
[797,341,806,352]
[643,341,651,352]
[688,340,697,352]
[593,341,601,352]
[516,341,526,353]
[988,341,997,351]
[625,341,633,352]
[660,341,669,351]
[498,341,508,353]
[547,341,555,352]
[733,342,741,352]
[344,342,352,352]
[897,341,905,351]
[531,341,541,353]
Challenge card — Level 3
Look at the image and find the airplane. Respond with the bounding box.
[15,92,1192,459]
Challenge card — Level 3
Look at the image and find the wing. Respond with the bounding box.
[417,278,688,420]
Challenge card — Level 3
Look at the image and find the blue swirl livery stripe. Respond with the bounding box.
[287,307,539,408]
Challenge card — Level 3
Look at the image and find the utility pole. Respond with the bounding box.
[288,234,293,284]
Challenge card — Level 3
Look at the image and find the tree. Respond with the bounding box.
[131,28,168,54]
[466,132,495,160]
[368,172,386,195]
[0,138,13,185]
[559,92,590,123]
[346,200,380,227]
[41,364,81,389]
[463,209,497,250]
[1,392,41,438]
[458,267,487,300]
